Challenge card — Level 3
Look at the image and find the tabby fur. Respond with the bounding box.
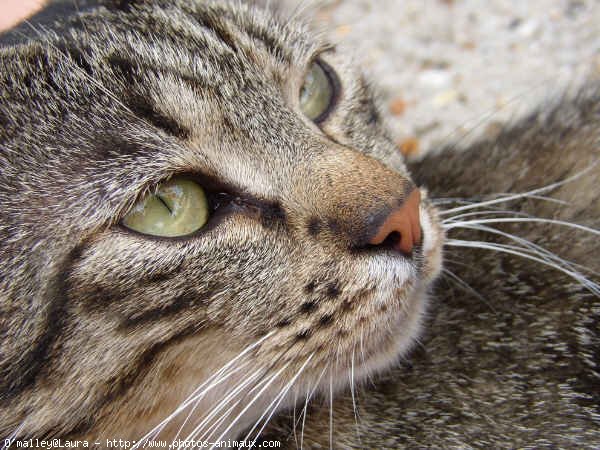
[0,1,598,448]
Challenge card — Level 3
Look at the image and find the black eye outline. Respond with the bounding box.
[120,176,212,238]
[300,59,341,125]
[118,172,285,242]
[119,174,236,241]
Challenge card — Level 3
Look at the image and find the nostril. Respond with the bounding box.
[374,229,415,257]
[367,189,422,256]
[381,231,402,250]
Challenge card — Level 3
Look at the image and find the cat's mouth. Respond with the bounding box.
[334,197,442,372]
[263,195,444,388]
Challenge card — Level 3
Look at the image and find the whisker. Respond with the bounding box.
[359,327,366,369]
[439,192,571,210]
[411,333,427,353]
[133,331,274,448]
[299,365,327,450]
[172,360,254,442]
[189,366,266,442]
[196,399,243,443]
[329,372,334,450]
[1,422,26,449]
[432,197,480,206]
[244,338,306,399]
[499,193,569,206]
[448,223,599,277]
[448,234,568,269]
[206,362,291,447]
[441,268,494,311]
[444,218,600,236]
[137,364,252,446]
[439,163,598,216]
[442,209,533,224]
[246,354,315,448]
[446,239,600,295]
[350,348,362,446]
[443,257,473,269]
[292,389,299,448]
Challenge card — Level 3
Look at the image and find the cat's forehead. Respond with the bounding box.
[84,1,338,184]
[75,1,324,76]
[1,0,404,227]
[72,2,336,152]
[3,5,329,164]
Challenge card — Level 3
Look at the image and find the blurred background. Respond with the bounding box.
[3,0,599,156]
[315,0,600,156]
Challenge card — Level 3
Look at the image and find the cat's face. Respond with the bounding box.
[0,0,443,441]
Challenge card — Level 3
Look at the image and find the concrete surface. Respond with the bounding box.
[315,0,600,155]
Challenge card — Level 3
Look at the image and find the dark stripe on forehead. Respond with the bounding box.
[141,13,238,58]
[107,53,189,86]
[183,1,295,63]
[188,7,241,55]
[126,91,192,139]
[105,54,198,138]
[95,13,247,86]
[155,5,295,67]
[242,21,294,63]
[65,6,241,67]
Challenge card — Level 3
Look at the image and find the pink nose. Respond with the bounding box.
[368,189,422,255]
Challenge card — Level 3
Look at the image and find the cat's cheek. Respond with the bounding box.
[79,330,251,442]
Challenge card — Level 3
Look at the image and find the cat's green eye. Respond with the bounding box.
[122,177,209,237]
[299,60,336,122]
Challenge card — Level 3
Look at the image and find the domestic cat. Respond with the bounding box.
[1,0,443,443]
[0,1,598,449]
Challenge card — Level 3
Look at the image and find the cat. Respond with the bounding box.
[0,0,444,444]
[0,1,598,449]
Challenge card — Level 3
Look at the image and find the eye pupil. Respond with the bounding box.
[299,60,336,123]
[156,195,173,214]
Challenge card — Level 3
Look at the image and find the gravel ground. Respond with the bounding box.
[313,0,600,156]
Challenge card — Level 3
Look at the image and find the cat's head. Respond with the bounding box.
[0,0,443,441]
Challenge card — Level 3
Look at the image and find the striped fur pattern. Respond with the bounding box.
[1,1,598,447]
[0,0,443,443]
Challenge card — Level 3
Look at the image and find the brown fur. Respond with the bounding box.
[0,0,442,443]
[1,1,598,448]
